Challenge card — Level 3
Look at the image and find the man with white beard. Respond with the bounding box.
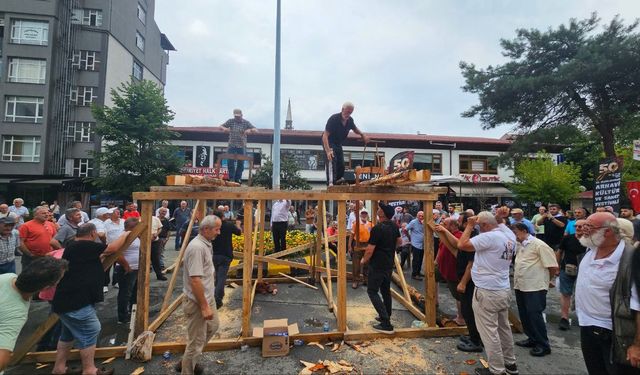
[574,212,637,375]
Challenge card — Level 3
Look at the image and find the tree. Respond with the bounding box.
[252,154,311,190]
[507,153,582,205]
[460,14,640,158]
[91,80,182,197]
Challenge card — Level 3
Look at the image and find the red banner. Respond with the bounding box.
[627,181,640,213]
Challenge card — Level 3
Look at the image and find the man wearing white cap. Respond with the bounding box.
[219,109,257,184]
[89,207,110,293]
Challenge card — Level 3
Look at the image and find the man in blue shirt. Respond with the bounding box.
[406,211,425,280]
[509,208,535,235]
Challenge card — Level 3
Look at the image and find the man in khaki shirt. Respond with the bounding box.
[178,215,221,375]
[512,222,558,357]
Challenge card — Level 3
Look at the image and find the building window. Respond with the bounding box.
[7,58,46,84]
[281,149,325,170]
[135,31,145,51]
[5,96,44,123]
[66,122,94,142]
[10,19,49,46]
[1,135,41,162]
[69,86,97,106]
[132,61,143,80]
[343,151,378,170]
[71,50,99,71]
[71,9,103,26]
[137,4,146,24]
[459,155,499,174]
[177,146,194,167]
[413,153,442,174]
[213,147,261,168]
[73,158,93,177]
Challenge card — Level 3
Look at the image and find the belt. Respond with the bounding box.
[587,326,612,336]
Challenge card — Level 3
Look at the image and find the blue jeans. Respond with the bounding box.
[515,289,549,350]
[0,260,16,274]
[213,255,232,305]
[226,147,245,182]
[58,304,101,349]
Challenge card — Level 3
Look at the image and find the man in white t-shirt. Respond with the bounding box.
[115,218,140,323]
[458,209,518,375]
[88,207,109,244]
[155,200,171,219]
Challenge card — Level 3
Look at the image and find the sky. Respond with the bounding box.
[154,0,640,139]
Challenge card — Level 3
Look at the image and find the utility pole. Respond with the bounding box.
[272,0,282,190]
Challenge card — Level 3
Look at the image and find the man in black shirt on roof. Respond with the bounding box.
[322,102,370,185]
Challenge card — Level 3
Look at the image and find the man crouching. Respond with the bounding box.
[178,215,221,375]
[361,202,401,334]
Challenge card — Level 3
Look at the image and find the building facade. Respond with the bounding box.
[0,0,174,205]
[171,127,559,212]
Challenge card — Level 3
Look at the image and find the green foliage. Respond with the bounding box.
[252,154,311,190]
[91,80,182,198]
[507,153,582,205]
[460,14,640,158]
[617,145,640,191]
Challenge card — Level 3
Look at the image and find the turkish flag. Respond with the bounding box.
[627,182,640,213]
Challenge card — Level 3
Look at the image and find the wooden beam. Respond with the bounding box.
[393,253,412,302]
[343,326,467,341]
[251,255,353,277]
[134,200,155,336]
[277,272,318,290]
[241,200,254,337]
[133,190,441,202]
[148,293,184,332]
[422,200,436,326]
[337,200,347,332]
[266,241,313,259]
[256,200,266,281]
[390,288,426,322]
[249,279,258,308]
[318,276,339,321]
[161,200,201,312]
[321,201,333,312]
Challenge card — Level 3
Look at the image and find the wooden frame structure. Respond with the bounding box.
[12,185,471,365]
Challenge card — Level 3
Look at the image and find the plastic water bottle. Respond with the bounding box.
[322,321,330,332]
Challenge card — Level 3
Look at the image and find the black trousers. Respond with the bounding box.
[150,240,164,279]
[460,281,482,345]
[398,245,411,268]
[367,267,393,325]
[411,246,424,276]
[580,326,638,375]
[116,267,138,322]
[433,237,440,259]
[515,289,549,350]
[213,255,232,304]
[271,221,288,252]
[325,143,344,184]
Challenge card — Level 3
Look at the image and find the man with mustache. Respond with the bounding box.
[575,212,637,374]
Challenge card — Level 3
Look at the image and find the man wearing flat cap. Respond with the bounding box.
[0,217,20,274]
[219,109,257,184]
[509,208,535,235]
[361,202,401,334]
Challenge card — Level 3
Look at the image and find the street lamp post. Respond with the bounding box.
[272,0,282,190]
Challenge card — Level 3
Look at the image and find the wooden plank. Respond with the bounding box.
[148,293,184,332]
[318,276,339,321]
[135,200,155,336]
[390,288,426,322]
[251,255,353,277]
[133,190,441,202]
[241,200,254,337]
[422,200,436,326]
[256,200,266,281]
[249,279,258,307]
[266,241,313,259]
[161,200,201,311]
[337,200,347,332]
[125,304,137,360]
[21,326,468,364]
[8,314,59,366]
[278,272,318,290]
[393,253,412,302]
[321,201,334,312]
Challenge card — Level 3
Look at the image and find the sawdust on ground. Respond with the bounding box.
[362,338,444,374]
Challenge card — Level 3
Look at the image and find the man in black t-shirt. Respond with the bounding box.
[51,223,129,375]
[361,203,400,334]
[212,210,242,309]
[536,204,567,250]
[556,219,587,331]
[321,102,370,185]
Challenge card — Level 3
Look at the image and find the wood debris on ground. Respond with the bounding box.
[216,359,224,364]
[101,357,116,364]
[307,341,325,350]
[131,366,145,375]
[35,363,49,369]
[479,358,489,368]
[299,359,355,374]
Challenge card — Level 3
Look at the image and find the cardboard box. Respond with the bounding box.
[252,319,300,357]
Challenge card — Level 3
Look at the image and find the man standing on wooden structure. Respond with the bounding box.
[271,199,291,253]
[178,215,221,375]
[322,102,370,185]
[361,203,400,334]
[219,109,257,184]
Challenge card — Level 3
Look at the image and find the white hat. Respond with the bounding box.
[95,207,109,217]
[106,208,116,214]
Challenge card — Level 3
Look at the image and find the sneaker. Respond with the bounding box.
[558,318,570,331]
[515,338,536,348]
[216,300,223,310]
[174,361,204,375]
[474,368,496,375]
[372,323,394,334]
[457,341,483,352]
[157,275,168,281]
[103,286,109,294]
[530,346,551,357]
[459,335,472,344]
[505,362,519,375]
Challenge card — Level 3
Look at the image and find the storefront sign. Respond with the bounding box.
[459,174,501,183]
[195,146,211,167]
[180,167,228,179]
[388,151,414,173]
[594,157,623,211]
